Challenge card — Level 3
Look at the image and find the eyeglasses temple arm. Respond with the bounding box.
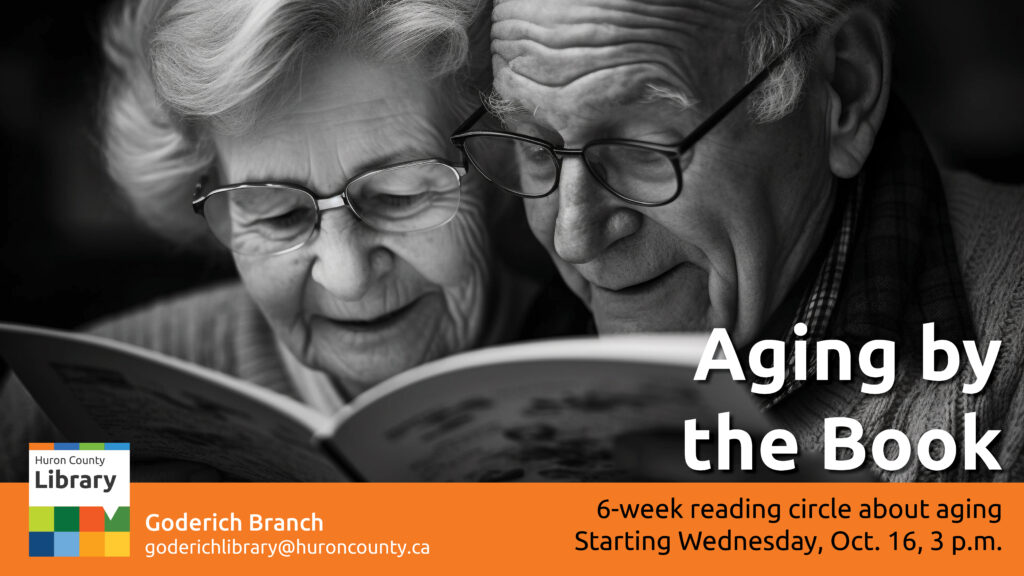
[451,105,489,141]
[675,50,793,151]
[192,176,208,214]
[677,17,825,153]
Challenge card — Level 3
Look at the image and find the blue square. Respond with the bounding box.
[54,531,80,557]
[29,532,54,557]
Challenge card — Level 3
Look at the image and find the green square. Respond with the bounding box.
[79,443,105,450]
[54,507,79,532]
[29,507,54,531]
[105,507,130,532]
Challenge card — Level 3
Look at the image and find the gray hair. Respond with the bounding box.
[102,0,489,239]
[748,0,891,122]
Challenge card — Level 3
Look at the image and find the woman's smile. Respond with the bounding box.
[314,292,439,336]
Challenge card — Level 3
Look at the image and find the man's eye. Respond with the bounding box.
[524,148,550,163]
[634,153,668,167]
[614,148,670,168]
[517,145,552,166]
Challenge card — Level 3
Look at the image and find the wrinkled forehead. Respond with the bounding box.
[491,0,753,131]
[212,54,454,187]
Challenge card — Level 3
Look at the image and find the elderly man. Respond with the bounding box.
[451,0,1024,481]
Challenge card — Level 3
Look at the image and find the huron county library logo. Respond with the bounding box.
[28,443,131,557]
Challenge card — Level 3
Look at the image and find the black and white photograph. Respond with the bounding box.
[2,0,1023,483]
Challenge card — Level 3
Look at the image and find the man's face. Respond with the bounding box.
[491,0,838,345]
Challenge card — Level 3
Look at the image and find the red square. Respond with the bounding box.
[79,507,106,532]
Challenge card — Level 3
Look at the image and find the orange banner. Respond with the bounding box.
[3,483,1022,574]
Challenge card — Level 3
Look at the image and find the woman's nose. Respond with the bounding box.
[552,158,642,264]
[309,213,394,300]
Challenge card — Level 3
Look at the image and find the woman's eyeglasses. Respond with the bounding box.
[193,159,465,256]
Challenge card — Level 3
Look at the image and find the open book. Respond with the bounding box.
[0,322,773,481]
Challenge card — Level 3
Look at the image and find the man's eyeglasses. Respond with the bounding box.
[451,49,796,207]
[192,159,465,256]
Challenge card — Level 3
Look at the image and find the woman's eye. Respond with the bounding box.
[380,194,416,206]
[259,209,308,228]
[376,192,429,208]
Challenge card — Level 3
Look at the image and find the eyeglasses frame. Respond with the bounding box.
[192,158,467,256]
[450,44,802,207]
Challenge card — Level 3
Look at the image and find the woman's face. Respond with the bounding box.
[212,55,492,392]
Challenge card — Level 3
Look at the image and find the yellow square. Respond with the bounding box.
[80,532,105,557]
[104,532,130,557]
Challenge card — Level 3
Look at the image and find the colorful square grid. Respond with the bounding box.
[29,442,130,558]
[29,506,130,557]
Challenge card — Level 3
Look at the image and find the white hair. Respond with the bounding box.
[102,0,490,239]
[747,0,892,122]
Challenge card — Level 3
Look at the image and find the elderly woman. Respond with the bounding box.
[0,0,588,480]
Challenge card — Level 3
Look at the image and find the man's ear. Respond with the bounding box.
[821,7,891,178]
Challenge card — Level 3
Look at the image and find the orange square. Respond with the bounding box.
[79,507,106,531]
[28,443,53,450]
[80,532,105,557]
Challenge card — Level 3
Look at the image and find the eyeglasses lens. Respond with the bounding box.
[464,136,556,197]
[204,186,317,255]
[346,162,461,233]
[583,143,679,204]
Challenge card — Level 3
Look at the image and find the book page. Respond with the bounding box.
[327,335,774,481]
[0,323,348,481]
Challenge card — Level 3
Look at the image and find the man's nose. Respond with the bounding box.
[552,158,641,264]
[310,212,394,300]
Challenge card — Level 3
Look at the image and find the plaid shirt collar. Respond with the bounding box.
[760,101,974,409]
[758,177,861,408]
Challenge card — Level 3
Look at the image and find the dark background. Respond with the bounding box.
[0,1,234,333]
[1,0,1023,332]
